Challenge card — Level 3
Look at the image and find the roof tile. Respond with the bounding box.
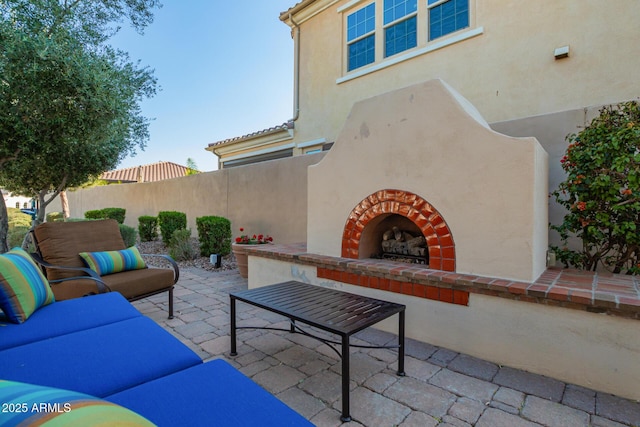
[100,161,194,183]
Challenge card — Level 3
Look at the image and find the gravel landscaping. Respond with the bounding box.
[137,239,238,272]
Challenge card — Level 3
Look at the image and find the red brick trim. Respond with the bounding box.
[342,189,455,271]
[243,243,640,319]
[317,266,469,306]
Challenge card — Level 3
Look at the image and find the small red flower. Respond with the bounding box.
[234,228,274,245]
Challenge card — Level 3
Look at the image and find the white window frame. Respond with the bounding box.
[382,0,419,58]
[346,2,377,71]
[426,0,470,42]
[338,0,481,83]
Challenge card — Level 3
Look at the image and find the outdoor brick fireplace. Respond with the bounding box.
[307,79,548,283]
[342,189,455,271]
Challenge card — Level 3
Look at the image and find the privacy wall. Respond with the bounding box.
[54,153,325,245]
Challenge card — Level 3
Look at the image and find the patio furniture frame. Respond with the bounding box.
[30,219,178,318]
[230,281,406,422]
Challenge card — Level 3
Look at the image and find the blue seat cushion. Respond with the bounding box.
[0,316,202,397]
[107,359,313,427]
[0,292,142,351]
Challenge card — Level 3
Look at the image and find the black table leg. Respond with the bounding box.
[398,309,406,376]
[230,296,237,356]
[341,334,352,422]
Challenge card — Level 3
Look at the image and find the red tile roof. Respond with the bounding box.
[207,121,294,149]
[100,161,194,183]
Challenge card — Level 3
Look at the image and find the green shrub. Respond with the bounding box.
[138,216,158,242]
[196,216,231,256]
[102,207,126,224]
[84,208,126,224]
[46,212,64,222]
[168,228,195,261]
[8,226,30,249]
[158,211,187,245]
[119,224,137,247]
[7,208,32,228]
[551,101,640,274]
[84,209,104,220]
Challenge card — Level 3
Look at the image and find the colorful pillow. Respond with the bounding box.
[0,247,55,324]
[79,246,147,276]
[0,380,155,426]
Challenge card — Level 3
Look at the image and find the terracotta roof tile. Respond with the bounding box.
[207,121,294,149]
[100,161,194,183]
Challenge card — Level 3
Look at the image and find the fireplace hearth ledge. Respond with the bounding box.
[243,243,640,320]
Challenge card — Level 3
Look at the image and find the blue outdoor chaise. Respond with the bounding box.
[0,247,312,426]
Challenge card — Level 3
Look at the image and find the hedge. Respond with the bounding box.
[196,216,231,256]
[158,211,187,245]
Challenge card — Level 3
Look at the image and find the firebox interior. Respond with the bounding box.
[359,213,427,262]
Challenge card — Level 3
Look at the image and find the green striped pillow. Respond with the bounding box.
[0,247,55,324]
[0,380,155,426]
[79,246,147,276]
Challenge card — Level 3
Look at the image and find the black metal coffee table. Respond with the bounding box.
[229,281,406,422]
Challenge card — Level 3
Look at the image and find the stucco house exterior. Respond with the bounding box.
[205,0,640,242]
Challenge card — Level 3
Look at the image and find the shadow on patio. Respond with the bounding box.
[133,268,640,427]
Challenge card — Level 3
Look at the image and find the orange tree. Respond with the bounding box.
[551,101,640,274]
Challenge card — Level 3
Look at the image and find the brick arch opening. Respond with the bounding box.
[341,189,456,271]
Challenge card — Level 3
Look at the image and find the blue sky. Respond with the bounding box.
[109,1,295,172]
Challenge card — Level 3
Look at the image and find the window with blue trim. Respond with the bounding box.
[342,0,475,75]
[347,3,376,71]
[384,0,417,57]
[428,0,469,41]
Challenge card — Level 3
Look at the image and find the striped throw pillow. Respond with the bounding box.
[0,247,55,324]
[79,246,147,276]
[0,380,155,426]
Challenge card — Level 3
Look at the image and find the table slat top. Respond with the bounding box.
[231,281,405,336]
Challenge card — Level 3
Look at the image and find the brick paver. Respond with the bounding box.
[134,268,640,427]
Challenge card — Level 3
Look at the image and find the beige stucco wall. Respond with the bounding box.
[52,153,325,244]
[280,1,639,253]
[248,256,640,402]
[308,79,548,282]
[491,106,603,248]
[287,0,640,147]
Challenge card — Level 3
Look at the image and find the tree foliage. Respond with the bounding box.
[0,0,161,242]
[551,101,640,274]
[0,0,161,47]
[186,157,199,175]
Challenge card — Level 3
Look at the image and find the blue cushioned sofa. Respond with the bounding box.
[0,292,312,426]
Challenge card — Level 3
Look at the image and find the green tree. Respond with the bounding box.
[186,157,199,175]
[0,1,161,250]
[0,0,161,47]
[551,101,640,274]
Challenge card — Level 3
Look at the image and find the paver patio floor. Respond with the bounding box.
[133,268,640,427]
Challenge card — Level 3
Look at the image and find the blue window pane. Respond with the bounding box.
[347,3,375,41]
[429,0,469,40]
[385,16,417,57]
[383,0,417,24]
[456,11,469,28]
[348,34,375,71]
